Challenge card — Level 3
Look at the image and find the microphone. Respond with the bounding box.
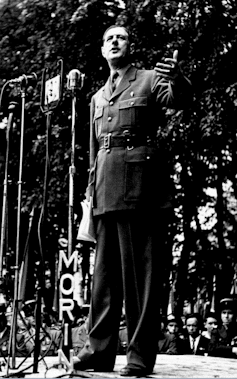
[8,73,37,86]
[67,69,84,90]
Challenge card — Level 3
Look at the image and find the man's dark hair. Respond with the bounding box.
[185,312,203,328]
[204,311,219,322]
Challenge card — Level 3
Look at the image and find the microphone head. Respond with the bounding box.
[23,73,37,87]
[67,69,81,90]
[8,73,37,87]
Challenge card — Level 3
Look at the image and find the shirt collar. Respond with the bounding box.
[111,64,131,80]
[189,334,200,342]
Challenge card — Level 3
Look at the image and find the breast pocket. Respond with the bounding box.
[93,107,103,137]
[119,96,147,129]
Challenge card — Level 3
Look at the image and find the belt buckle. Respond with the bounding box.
[123,130,134,150]
[104,133,111,150]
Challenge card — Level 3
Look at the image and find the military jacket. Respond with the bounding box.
[208,324,237,358]
[87,65,191,216]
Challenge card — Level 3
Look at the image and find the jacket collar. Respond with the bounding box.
[102,65,137,101]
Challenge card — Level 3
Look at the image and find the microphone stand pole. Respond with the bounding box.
[68,95,75,260]
[32,60,64,372]
[33,107,51,373]
[9,83,27,369]
[62,70,84,359]
[0,102,18,277]
[67,70,84,259]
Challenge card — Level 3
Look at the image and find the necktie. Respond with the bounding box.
[191,337,196,353]
[111,71,119,93]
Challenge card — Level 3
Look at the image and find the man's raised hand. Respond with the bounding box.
[155,50,180,80]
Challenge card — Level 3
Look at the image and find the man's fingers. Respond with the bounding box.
[156,62,174,70]
[173,50,178,62]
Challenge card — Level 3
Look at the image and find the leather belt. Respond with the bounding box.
[98,132,152,151]
[99,134,125,149]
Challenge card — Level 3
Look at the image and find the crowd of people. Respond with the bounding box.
[159,297,237,358]
[0,296,237,363]
[117,297,237,359]
[0,300,87,359]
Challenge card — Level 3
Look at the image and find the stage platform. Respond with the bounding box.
[1,354,237,378]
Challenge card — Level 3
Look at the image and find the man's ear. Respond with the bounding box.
[101,46,105,58]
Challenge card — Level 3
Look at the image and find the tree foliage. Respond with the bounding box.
[1,0,237,313]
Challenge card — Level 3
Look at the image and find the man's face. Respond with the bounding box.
[205,317,218,333]
[101,27,129,66]
[221,309,234,325]
[167,321,179,335]
[186,317,199,337]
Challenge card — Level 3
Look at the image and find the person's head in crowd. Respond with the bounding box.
[219,297,237,328]
[185,313,202,338]
[203,312,218,338]
[42,308,58,327]
[166,314,181,335]
[0,303,7,333]
[23,299,36,327]
[42,312,52,327]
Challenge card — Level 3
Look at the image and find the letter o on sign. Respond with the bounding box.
[60,273,75,295]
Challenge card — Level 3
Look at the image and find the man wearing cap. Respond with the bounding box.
[208,297,237,358]
[157,314,184,355]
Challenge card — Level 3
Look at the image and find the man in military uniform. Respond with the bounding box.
[208,297,237,358]
[74,24,192,376]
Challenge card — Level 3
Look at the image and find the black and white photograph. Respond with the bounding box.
[0,1,237,377]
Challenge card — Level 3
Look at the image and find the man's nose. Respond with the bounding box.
[112,36,118,43]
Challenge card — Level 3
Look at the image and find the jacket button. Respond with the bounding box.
[108,116,112,121]
[110,101,113,105]
[130,101,134,105]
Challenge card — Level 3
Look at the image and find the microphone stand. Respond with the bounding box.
[57,70,85,360]
[67,70,84,259]
[0,102,18,277]
[7,82,27,370]
[31,59,64,373]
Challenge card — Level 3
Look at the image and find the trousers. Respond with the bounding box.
[87,207,172,371]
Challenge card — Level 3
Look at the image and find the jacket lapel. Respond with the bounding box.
[102,78,111,101]
[102,65,137,101]
[111,65,137,99]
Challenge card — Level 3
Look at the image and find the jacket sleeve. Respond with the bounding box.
[151,70,192,110]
